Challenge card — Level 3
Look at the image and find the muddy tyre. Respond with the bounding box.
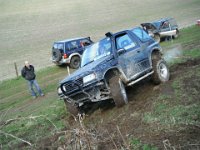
[64,100,80,116]
[154,34,160,43]
[70,56,81,69]
[109,76,128,107]
[152,58,170,84]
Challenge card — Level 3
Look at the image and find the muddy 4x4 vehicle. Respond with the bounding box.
[141,18,179,43]
[52,37,93,69]
[57,27,170,115]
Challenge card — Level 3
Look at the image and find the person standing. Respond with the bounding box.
[21,61,44,99]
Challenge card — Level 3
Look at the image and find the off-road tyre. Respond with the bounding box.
[52,49,62,62]
[64,100,80,116]
[154,34,160,43]
[70,56,81,69]
[109,76,128,107]
[152,57,170,85]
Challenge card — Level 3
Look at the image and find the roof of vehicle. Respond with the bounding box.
[55,37,87,43]
[106,27,141,37]
[141,18,174,25]
[153,17,174,23]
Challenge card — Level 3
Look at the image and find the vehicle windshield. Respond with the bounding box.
[81,37,111,67]
[152,21,161,29]
[53,43,64,50]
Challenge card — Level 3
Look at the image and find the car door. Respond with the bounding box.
[131,28,151,70]
[66,40,80,55]
[160,21,176,37]
[115,32,146,80]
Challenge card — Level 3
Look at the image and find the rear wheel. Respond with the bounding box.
[70,56,81,69]
[152,57,170,84]
[64,100,80,116]
[109,76,128,107]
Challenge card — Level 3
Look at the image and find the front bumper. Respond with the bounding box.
[160,30,176,37]
[59,80,111,104]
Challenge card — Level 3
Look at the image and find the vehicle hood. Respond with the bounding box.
[141,23,157,30]
[60,55,112,84]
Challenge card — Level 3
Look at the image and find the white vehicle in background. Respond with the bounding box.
[141,18,179,43]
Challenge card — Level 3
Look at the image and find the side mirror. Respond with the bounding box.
[118,48,126,55]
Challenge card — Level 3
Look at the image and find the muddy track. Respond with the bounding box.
[72,58,200,149]
[13,58,200,149]
[88,58,200,115]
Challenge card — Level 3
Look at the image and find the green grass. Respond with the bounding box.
[143,35,200,128]
[0,65,69,149]
[161,25,200,47]
[162,25,200,65]
[130,138,158,150]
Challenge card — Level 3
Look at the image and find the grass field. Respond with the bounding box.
[0,25,200,149]
[0,0,200,80]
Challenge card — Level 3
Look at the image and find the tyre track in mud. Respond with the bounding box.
[25,58,200,149]
[79,58,200,149]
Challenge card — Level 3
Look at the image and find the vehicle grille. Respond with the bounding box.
[63,78,83,94]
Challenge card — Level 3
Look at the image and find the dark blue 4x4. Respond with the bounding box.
[57,27,170,115]
[141,18,179,42]
[51,37,93,69]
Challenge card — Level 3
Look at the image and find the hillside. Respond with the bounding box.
[0,25,200,149]
[0,0,200,80]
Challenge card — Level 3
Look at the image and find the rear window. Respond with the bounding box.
[53,43,64,50]
[169,18,177,26]
[131,28,151,41]
[80,38,92,46]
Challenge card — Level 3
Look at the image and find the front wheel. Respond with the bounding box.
[109,76,128,107]
[152,59,170,84]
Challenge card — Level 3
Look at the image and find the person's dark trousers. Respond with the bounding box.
[27,79,43,97]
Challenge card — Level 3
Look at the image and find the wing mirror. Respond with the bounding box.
[118,48,126,55]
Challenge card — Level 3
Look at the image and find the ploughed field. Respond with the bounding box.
[0,0,200,80]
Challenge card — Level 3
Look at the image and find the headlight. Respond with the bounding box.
[83,73,96,84]
[57,87,62,94]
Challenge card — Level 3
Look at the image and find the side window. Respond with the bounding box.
[132,28,151,41]
[80,39,92,47]
[68,41,78,50]
[65,42,69,51]
[115,34,137,50]
[161,22,169,29]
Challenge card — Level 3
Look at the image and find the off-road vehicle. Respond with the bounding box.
[57,27,170,115]
[141,18,179,42]
[51,37,93,69]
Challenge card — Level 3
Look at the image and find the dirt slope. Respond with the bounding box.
[32,58,200,150]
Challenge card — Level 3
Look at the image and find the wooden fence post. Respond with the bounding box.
[14,62,19,78]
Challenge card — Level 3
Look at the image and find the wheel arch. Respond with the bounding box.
[103,67,120,82]
[69,53,81,62]
[150,48,163,66]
